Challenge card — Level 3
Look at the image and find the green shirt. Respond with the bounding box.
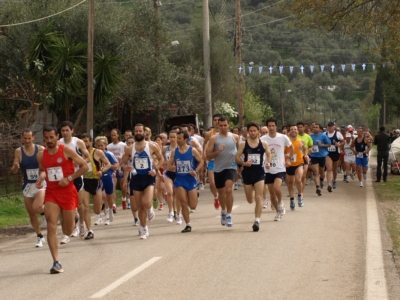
[298,133,313,153]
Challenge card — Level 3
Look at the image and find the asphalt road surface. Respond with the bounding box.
[1,171,400,300]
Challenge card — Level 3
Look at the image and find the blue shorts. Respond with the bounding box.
[164,171,176,182]
[356,156,369,168]
[116,169,124,179]
[207,160,214,171]
[174,175,198,191]
[101,174,114,195]
[131,174,155,192]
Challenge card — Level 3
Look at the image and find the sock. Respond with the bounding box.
[227,213,231,217]
[290,197,294,201]
[320,178,324,182]
[255,218,260,223]
[316,185,320,189]
[297,194,301,198]
[222,210,227,214]
[127,199,131,204]
[37,233,43,238]
[122,197,126,201]
[187,223,191,226]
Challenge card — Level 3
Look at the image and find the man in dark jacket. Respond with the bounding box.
[374,126,391,182]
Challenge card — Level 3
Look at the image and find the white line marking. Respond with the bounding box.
[89,257,162,298]
[215,205,239,218]
[364,178,388,299]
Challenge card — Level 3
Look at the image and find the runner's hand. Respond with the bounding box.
[58,177,69,187]
[218,144,225,152]
[148,169,157,177]
[35,178,43,189]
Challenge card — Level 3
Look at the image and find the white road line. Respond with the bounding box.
[364,178,388,299]
[215,205,239,218]
[89,257,162,298]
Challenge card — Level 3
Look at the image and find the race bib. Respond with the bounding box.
[312,145,319,152]
[345,150,354,156]
[290,154,297,162]
[176,160,191,174]
[357,152,364,158]
[47,167,64,182]
[26,168,39,180]
[328,145,336,152]
[271,158,279,168]
[165,151,171,161]
[248,154,260,165]
[135,158,149,170]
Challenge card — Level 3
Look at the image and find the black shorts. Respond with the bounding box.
[264,172,286,184]
[286,165,303,176]
[214,169,236,189]
[164,171,176,182]
[242,168,265,185]
[83,178,102,195]
[131,174,155,192]
[327,153,340,162]
[74,177,84,193]
[311,157,326,168]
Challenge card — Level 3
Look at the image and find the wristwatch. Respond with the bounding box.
[67,175,73,182]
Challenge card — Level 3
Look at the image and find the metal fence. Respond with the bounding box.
[0,148,23,196]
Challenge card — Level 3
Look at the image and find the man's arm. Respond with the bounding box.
[96,149,112,177]
[191,148,204,176]
[262,140,271,169]
[64,146,89,181]
[206,136,223,160]
[190,138,202,154]
[235,142,246,165]
[35,151,46,188]
[150,143,164,170]
[77,139,91,163]
[167,149,176,172]
[10,148,21,174]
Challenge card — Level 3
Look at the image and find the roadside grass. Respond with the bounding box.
[0,190,124,229]
[374,176,400,255]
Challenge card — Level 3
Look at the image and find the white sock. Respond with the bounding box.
[255,218,260,223]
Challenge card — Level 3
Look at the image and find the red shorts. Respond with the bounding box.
[45,186,78,210]
[159,168,164,175]
[340,152,344,160]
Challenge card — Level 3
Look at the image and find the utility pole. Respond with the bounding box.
[235,0,244,127]
[86,0,94,137]
[203,0,212,129]
[383,95,386,127]
[279,70,284,125]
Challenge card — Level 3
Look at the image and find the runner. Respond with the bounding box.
[204,114,222,210]
[351,127,371,187]
[206,116,239,227]
[107,129,126,213]
[10,128,46,247]
[36,125,88,274]
[80,133,112,239]
[189,123,205,190]
[285,124,307,209]
[235,122,271,231]
[296,121,313,201]
[309,124,331,196]
[124,136,140,225]
[121,123,163,239]
[59,121,91,243]
[123,130,133,209]
[343,133,356,182]
[168,130,203,232]
[324,122,344,192]
[260,118,293,221]
[260,126,269,207]
[94,136,119,225]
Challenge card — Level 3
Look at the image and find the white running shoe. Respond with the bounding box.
[94,215,102,225]
[176,214,182,225]
[274,214,281,221]
[167,212,174,223]
[104,219,110,225]
[148,206,155,221]
[70,226,79,237]
[263,199,268,209]
[350,173,355,180]
[234,183,238,190]
[109,209,114,222]
[199,183,204,191]
[363,173,367,180]
[60,235,70,245]
[35,236,45,248]
[139,226,148,239]
[359,181,363,187]
[79,224,86,238]
[278,203,286,215]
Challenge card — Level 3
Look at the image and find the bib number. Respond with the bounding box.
[165,151,171,161]
[290,154,297,162]
[357,152,364,158]
[328,145,336,152]
[26,168,39,180]
[346,150,353,156]
[176,160,191,174]
[135,158,149,170]
[271,158,279,168]
[312,145,319,153]
[248,154,260,165]
[47,167,64,182]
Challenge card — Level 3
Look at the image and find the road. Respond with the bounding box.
[1,171,399,300]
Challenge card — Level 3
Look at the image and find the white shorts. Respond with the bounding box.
[22,182,46,198]
[344,156,355,164]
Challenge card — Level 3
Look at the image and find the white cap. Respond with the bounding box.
[345,133,351,138]
[347,125,353,129]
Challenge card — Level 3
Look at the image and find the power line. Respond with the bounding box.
[243,15,293,29]
[0,0,87,28]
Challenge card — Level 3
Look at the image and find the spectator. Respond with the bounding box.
[374,126,391,182]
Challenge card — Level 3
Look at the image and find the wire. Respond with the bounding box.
[243,15,293,29]
[0,0,87,28]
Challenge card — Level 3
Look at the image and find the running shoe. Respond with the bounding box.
[127,202,131,209]
[363,173,367,180]
[214,198,220,210]
[60,235,70,245]
[181,225,192,233]
[278,203,286,215]
[112,204,117,214]
[306,178,311,185]
[263,199,268,209]
[139,227,147,240]
[221,212,227,226]
[35,236,46,248]
[274,213,281,221]
[190,209,196,213]
[327,185,332,193]
[226,215,233,227]
[360,181,363,187]
[350,173,355,180]
[84,230,94,240]
[134,218,139,226]
[346,178,349,183]
[252,221,260,232]
[94,215,102,225]
[199,183,204,191]
[332,181,337,189]
[297,195,303,207]
[316,188,322,196]
[109,209,114,222]
[343,176,347,182]
[166,212,174,223]
[176,214,183,225]
[79,224,86,238]
[148,206,155,221]
[320,180,324,189]
[50,261,64,274]
[158,203,164,210]
[290,199,295,211]
[104,219,110,225]
[234,183,238,190]
[70,226,79,237]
